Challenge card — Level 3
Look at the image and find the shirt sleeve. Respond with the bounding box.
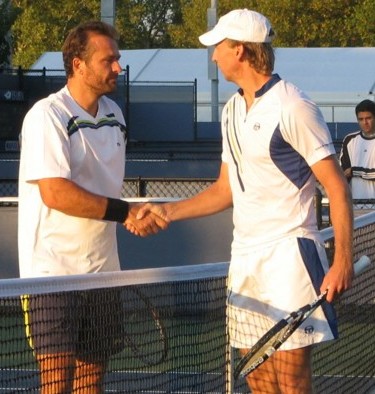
[339,136,352,171]
[280,97,336,166]
[21,100,71,182]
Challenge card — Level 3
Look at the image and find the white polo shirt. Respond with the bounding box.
[222,74,335,254]
[18,86,127,278]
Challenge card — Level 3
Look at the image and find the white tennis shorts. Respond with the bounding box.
[227,236,337,351]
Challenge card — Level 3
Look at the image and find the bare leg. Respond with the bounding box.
[241,346,313,394]
[37,354,107,394]
[239,349,281,394]
[73,359,107,394]
[273,347,313,394]
[37,353,75,394]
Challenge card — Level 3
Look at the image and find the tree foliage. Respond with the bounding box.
[257,0,374,47]
[352,0,375,46]
[169,0,375,48]
[3,0,375,69]
[115,0,182,49]
[0,0,20,67]
[10,0,99,68]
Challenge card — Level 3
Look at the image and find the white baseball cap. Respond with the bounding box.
[199,9,274,46]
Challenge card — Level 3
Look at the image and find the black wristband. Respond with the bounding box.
[103,198,129,223]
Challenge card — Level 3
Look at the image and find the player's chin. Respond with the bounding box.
[105,80,118,93]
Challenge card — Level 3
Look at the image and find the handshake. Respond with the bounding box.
[124,202,170,237]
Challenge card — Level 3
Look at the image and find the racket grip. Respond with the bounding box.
[354,255,371,276]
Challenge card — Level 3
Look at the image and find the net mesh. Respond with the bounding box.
[311,213,375,394]
[0,263,228,393]
[1,213,375,393]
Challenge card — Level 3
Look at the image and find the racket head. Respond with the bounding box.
[234,295,326,380]
[122,287,168,366]
[234,319,293,379]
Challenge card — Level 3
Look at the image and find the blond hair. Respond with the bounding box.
[227,39,275,75]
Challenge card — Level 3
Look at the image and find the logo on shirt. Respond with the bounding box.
[253,122,261,131]
[304,325,314,334]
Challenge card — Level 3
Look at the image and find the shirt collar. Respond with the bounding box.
[238,73,281,97]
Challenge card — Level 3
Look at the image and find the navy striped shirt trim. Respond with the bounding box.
[66,113,127,140]
[226,101,245,192]
[270,126,312,189]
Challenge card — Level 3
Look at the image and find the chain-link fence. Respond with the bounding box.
[121,177,215,198]
[0,180,18,197]
[2,173,374,228]
[0,67,199,148]
[0,178,215,199]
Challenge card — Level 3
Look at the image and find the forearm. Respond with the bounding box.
[38,178,167,236]
[313,156,354,299]
[37,177,118,220]
[160,162,232,222]
[329,187,354,264]
[321,182,353,301]
[164,181,233,222]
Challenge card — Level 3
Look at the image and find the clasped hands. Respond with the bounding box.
[124,203,169,237]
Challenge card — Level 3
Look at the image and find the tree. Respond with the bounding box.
[10,0,183,67]
[167,0,210,48]
[352,0,375,46]
[168,0,375,48]
[11,0,99,68]
[0,0,20,68]
[115,0,182,49]
[259,0,371,47]
[8,0,375,69]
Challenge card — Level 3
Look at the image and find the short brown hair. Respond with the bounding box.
[62,21,119,78]
[227,39,275,75]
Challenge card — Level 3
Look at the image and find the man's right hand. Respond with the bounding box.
[124,203,169,237]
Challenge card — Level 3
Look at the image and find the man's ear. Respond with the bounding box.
[72,57,84,76]
[236,43,246,60]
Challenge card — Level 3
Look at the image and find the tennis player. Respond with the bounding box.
[340,99,375,200]
[135,9,353,394]
[18,21,167,394]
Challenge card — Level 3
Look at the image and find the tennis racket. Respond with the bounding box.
[122,286,168,366]
[234,255,372,380]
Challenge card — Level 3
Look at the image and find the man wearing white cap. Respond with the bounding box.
[135,9,353,393]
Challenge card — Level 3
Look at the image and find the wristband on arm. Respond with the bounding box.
[103,198,129,222]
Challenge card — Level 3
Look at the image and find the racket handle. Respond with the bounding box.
[354,255,371,276]
[323,256,370,297]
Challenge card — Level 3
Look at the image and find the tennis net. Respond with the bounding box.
[231,212,375,393]
[1,212,375,393]
[0,262,229,393]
